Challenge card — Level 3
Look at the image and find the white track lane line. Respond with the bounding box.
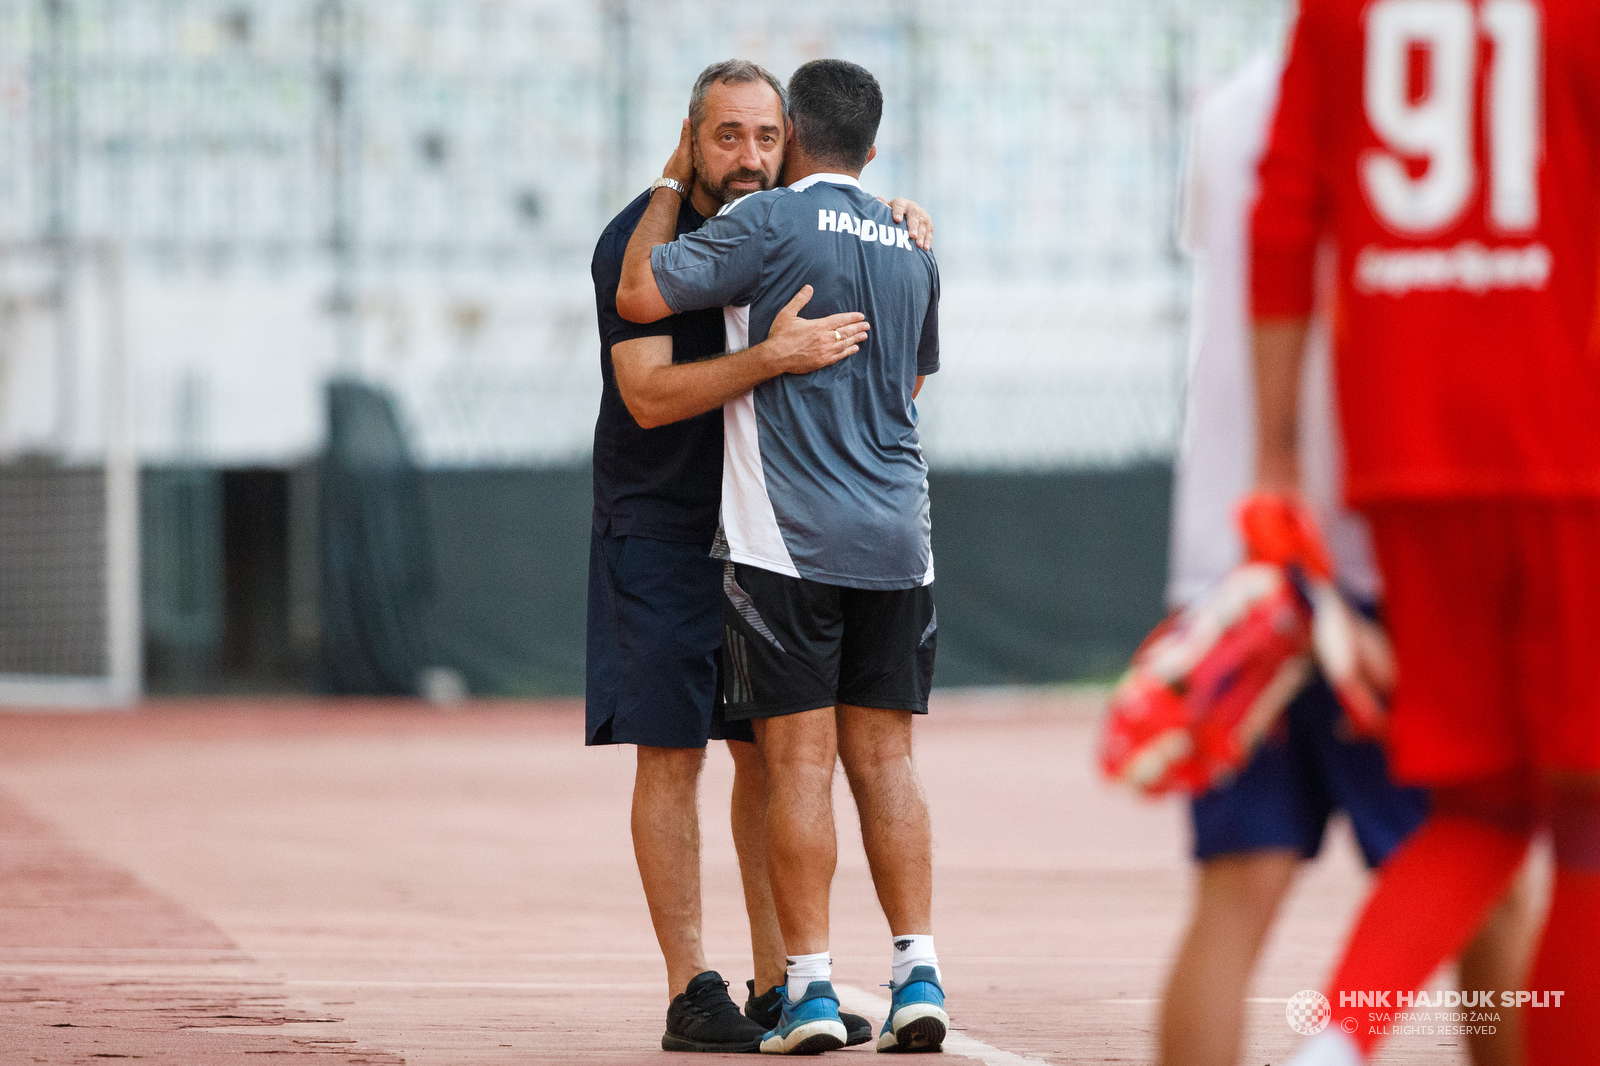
[834,983,1054,1066]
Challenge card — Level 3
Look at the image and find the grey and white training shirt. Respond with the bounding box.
[650,173,940,591]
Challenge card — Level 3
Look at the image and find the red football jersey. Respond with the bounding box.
[1252,0,1600,503]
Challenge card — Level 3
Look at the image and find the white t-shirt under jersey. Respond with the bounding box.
[1166,53,1380,609]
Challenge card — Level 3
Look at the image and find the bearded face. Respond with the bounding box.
[693,138,777,205]
[689,79,785,208]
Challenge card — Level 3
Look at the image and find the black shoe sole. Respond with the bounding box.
[662,1033,762,1053]
[887,1015,946,1053]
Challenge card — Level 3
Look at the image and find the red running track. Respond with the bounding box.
[0,693,1473,1064]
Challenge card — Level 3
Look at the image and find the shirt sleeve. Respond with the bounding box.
[598,280,674,347]
[1251,4,1325,320]
[916,257,940,375]
[650,196,772,313]
[593,230,674,349]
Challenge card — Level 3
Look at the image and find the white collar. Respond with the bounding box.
[788,172,862,193]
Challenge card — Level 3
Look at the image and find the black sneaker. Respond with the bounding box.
[663,971,768,1052]
[746,979,873,1048]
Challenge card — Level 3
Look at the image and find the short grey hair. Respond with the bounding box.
[688,59,786,135]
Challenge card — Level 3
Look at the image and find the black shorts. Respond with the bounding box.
[585,533,754,748]
[720,562,936,720]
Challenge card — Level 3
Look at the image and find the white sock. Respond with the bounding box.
[785,951,831,1003]
[890,933,940,986]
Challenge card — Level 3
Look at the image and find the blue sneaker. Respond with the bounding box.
[876,965,948,1053]
[759,980,848,1055]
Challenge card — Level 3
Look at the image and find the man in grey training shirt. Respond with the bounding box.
[618,59,947,1056]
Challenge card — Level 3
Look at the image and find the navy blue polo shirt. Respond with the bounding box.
[590,191,725,546]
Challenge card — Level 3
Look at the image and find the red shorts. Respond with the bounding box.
[1367,501,1600,785]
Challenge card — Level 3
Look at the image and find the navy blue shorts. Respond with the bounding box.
[585,533,755,748]
[1190,671,1428,869]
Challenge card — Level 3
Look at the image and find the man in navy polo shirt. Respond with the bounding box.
[587,58,932,1053]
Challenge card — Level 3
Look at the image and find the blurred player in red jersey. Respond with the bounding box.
[1161,50,1536,1066]
[1250,2,1600,1063]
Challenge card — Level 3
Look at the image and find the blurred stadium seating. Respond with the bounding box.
[0,0,1289,697]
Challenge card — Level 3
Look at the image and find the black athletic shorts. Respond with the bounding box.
[720,562,936,720]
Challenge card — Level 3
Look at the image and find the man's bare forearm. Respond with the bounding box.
[1252,317,1310,492]
[615,285,868,429]
[615,337,794,429]
[617,189,682,323]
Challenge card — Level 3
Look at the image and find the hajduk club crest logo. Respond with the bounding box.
[1286,990,1332,1036]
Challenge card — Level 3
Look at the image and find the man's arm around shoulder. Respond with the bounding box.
[617,120,695,323]
[619,121,783,323]
[617,184,682,323]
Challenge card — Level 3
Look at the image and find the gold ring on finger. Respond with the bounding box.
[834,330,842,342]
